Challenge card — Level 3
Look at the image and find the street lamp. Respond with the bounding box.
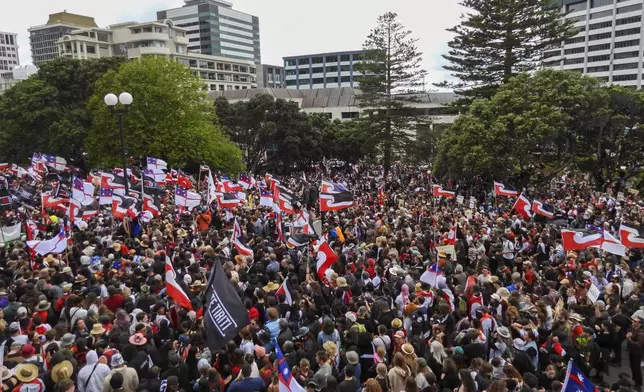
[104,92,133,194]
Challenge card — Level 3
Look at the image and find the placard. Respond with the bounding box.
[587,283,600,303]
[456,195,464,204]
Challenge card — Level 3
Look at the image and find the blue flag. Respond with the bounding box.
[562,361,598,392]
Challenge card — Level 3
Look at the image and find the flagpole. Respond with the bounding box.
[197,164,202,192]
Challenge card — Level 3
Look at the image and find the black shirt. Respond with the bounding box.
[338,378,360,392]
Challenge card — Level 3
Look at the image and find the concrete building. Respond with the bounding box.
[0,65,37,94]
[207,87,459,127]
[283,50,365,90]
[29,11,98,66]
[157,0,261,80]
[56,20,257,91]
[0,31,19,72]
[262,64,285,88]
[545,0,644,88]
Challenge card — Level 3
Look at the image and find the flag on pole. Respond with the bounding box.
[561,360,598,392]
[175,186,201,210]
[420,262,443,286]
[147,157,167,171]
[511,193,532,219]
[494,182,518,197]
[207,171,217,206]
[26,227,68,255]
[232,218,253,259]
[276,344,307,392]
[165,256,193,310]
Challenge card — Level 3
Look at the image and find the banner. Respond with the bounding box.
[436,245,455,258]
[587,283,600,303]
[0,223,21,242]
[204,260,248,353]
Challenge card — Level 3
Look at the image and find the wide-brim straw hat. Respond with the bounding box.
[15,363,39,383]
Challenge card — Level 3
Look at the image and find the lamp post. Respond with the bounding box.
[104,92,133,194]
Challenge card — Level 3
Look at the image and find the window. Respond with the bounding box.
[614,50,639,59]
[564,57,585,65]
[298,68,309,75]
[617,15,641,25]
[615,39,640,47]
[341,112,359,119]
[568,1,587,12]
[591,0,613,7]
[589,32,612,40]
[588,43,611,51]
[285,59,296,66]
[311,67,323,74]
[588,54,611,62]
[543,60,560,67]
[616,27,641,37]
[87,45,96,54]
[590,21,613,29]
[326,55,338,63]
[613,74,638,81]
[587,65,610,72]
[298,58,309,65]
[568,68,584,73]
[286,69,297,76]
[591,10,613,19]
[613,62,639,70]
[618,4,643,14]
[326,77,338,83]
[340,65,351,72]
[326,66,338,73]
[312,77,324,84]
[340,55,350,62]
[565,37,586,45]
[286,79,297,86]
[299,79,310,85]
[312,57,323,64]
[565,47,585,55]
[544,50,561,58]
[340,76,351,82]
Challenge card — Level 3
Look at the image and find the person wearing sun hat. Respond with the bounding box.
[14,363,45,391]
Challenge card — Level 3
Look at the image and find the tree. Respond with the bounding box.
[0,57,126,167]
[434,69,607,183]
[86,56,243,174]
[321,119,373,164]
[438,0,577,105]
[355,12,428,174]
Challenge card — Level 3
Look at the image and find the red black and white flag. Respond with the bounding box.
[273,184,297,214]
[320,191,354,212]
[432,184,456,199]
[512,193,532,219]
[276,278,293,305]
[444,225,457,245]
[165,256,193,311]
[143,194,161,217]
[561,229,603,251]
[619,224,644,249]
[532,200,554,219]
[315,239,339,282]
[232,218,253,258]
[493,182,518,197]
[112,193,138,220]
[216,192,242,209]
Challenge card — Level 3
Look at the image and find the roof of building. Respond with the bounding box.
[207,88,457,108]
[46,11,98,28]
[283,50,365,60]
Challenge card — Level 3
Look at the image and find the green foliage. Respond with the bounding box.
[86,56,243,174]
[438,0,578,105]
[355,12,429,174]
[0,57,127,166]
[434,69,644,188]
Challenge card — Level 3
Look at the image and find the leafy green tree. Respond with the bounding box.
[438,0,577,105]
[321,119,374,164]
[0,57,126,166]
[86,56,243,173]
[355,12,428,174]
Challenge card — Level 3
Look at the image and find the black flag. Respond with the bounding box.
[204,260,248,353]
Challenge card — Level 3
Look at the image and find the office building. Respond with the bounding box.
[208,88,459,127]
[283,50,365,90]
[157,0,261,81]
[262,64,285,88]
[29,11,98,66]
[0,65,37,94]
[56,20,257,91]
[544,0,644,88]
[0,31,19,72]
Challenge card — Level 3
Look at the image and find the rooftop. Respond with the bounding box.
[47,11,98,28]
[283,50,365,60]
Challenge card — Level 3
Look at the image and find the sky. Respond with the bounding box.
[1,0,465,87]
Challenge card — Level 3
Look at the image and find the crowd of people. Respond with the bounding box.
[0,163,643,392]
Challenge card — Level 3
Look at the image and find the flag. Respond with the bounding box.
[30,153,47,174]
[165,256,193,310]
[0,163,7,171]
[101,173,129,189]
[561,230,604,251]
[69,199,98,222]
[217,177,242,193]
[319,191,354,211]
[26,227,68,255]
[320,180,348,194]
[42,154,67,171]
[204,260,248,353]
[512,193,532,219]
[0,189,12,208]
[147,157,167,171]
[276,279,293,306]
[287,233,315,248]
[494,182,518,197]
[175,186,201,210]
[562,360,599,392]
[315,239,338,281]
[260,188,273,207]
[238,174,254,190]
[445,225,457,245]
[41,192,69,211]
[0,223,21,242]
[420,262,443,286]
[143,194,161,217]
[112,193,138,220]
[265,173,279,190]
[200,164,210,172]
[99,188,113,205]
[602,231,626,257]
[206,171,217,206]
[619,224,644,248]
[216,192,242,209]
[232,218,254,259]
[273,185,296,214]
[143,169,166,185]
[276,344,307,392]
[276,213,285,242]
[72,177,95,206]
[432,184,456,198]
[532,200,554,219]
[177,172,193,189]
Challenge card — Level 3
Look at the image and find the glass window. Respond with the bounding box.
[299,79,310,85]
[286,79,297,86]
[544,50,561,58]
[326,77,338,83]
[286,70,297,76]
[311,67,323,74]
[591,0,613,8]
[565,36,586,44]
[591,10,613,19]
[588,54,611,62]
[340,55,350,62]
[587,65,610,72]
[326,55,338,63]
[285,59,296,66]
[326,66,338,73]
[567,1,587,12]
[616,27,641,36]
[564,47,585,55]
[564,57,585,65]
[298,68,309,75]
[613,62,639,70]
[590,21,613,29]
[618,4,643,13]
[340,76,351,82]
[588,43,611,51]
[589,32,612,40]
[312,77,324,84]
[298,58,309,65]
[613,50,639,59]
[617,15,641,25]
[613,74,638,81]
[543,60,560,67]
[615,39,640,47]
[312,57,323,64]
[340,65,351,72]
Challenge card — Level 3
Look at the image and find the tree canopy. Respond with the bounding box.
[86,56,243,174]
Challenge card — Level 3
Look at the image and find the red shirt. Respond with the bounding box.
[104,295,125,313]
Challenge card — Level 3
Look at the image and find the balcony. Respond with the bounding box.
[128,46,171,58]
[174,36,189,45]
[128,32,170,42]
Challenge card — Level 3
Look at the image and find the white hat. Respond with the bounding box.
[345,312,357,323]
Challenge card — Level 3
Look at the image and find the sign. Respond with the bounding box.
[587,283,600,303]
[469,196,476,209]
[617,192,625,201]
[456,195,464,204]
[436,245,455,258]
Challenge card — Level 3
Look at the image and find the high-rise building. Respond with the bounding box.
[0,31,19,72]
[56,20,257,91]
[283,50,365,90]
[157,0,261,80]
[545,0,644,88]
[29,11,98,66]
[261,64,285,88]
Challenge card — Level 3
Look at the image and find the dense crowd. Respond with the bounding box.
[0,163,643,392]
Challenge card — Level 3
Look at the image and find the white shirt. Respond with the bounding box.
[503,240,515,260]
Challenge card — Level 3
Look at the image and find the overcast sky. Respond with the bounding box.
[1,0,465,86]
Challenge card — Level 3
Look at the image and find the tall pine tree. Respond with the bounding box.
[355,12,427,174]
[438,0,577,105]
